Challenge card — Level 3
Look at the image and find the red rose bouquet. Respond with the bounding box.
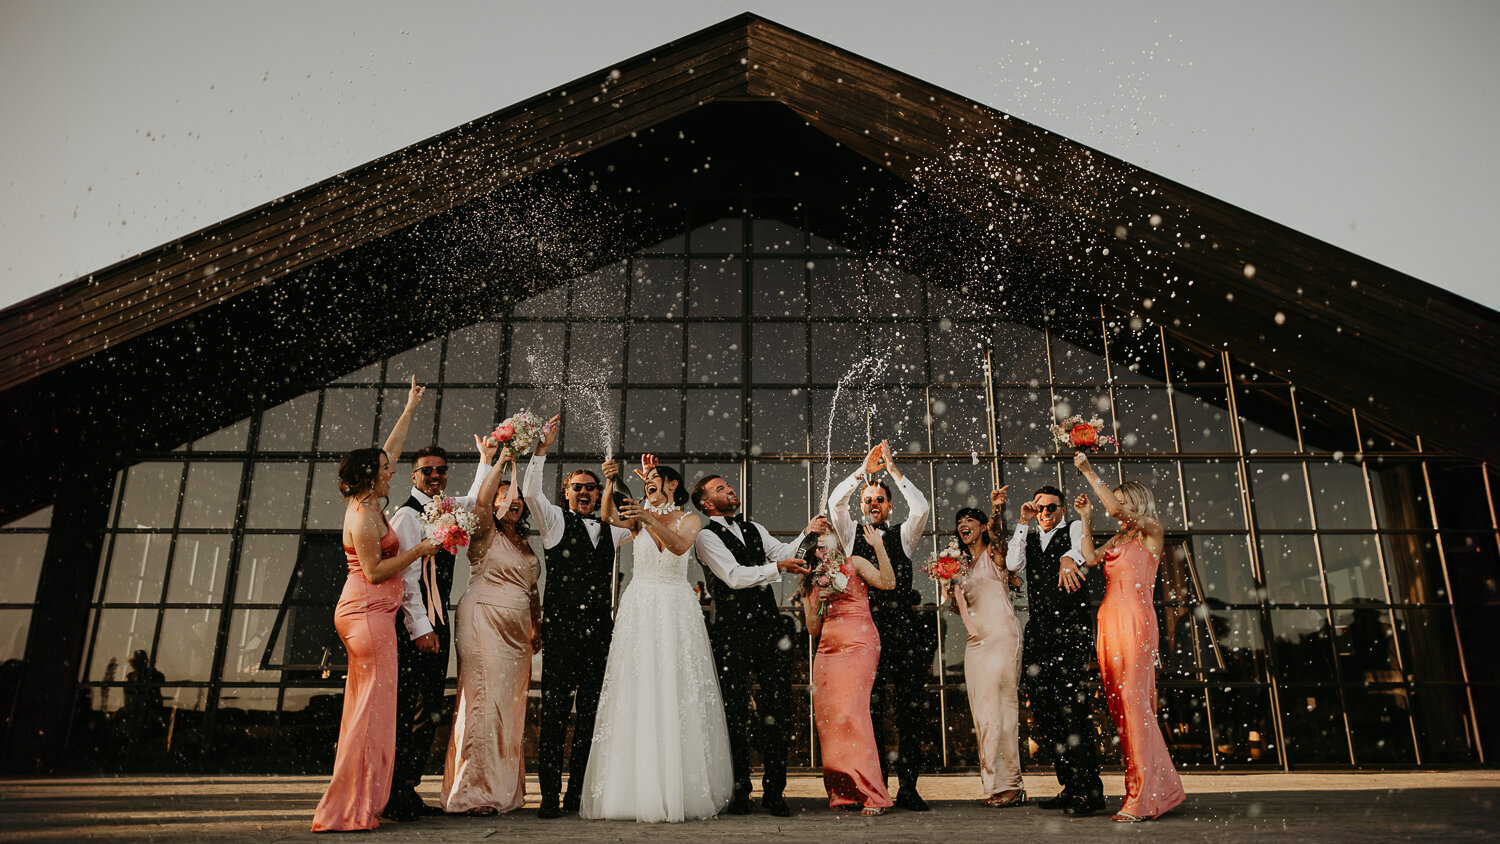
[1049,413,1117,453]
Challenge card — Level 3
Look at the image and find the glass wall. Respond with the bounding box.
[60,197,1496,772]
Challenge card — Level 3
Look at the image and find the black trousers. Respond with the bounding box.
[389,621,451,805]
[711,619,794,800]
[538,624,610,801]
[869,607,935,788]
[1022,614,1103,800]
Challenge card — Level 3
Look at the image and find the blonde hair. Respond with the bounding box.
[1114,481,1158,523]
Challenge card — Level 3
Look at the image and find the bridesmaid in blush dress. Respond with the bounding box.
[948,489,1027,808]
[1071,452,1185,823]
[313,378,440,833]
[801,526,895,815]
[441,449,542,815]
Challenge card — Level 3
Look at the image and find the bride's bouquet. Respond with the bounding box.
[921,538,972,585]
[1049,413,1117,454]
[421,495,480,553]
[809,547,852,617]
[491,409,546,458]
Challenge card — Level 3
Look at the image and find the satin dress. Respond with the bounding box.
[1097,538,1185,819]
[311,519,403,832]
[441,529,541,814]
[811,573,892,810]
[957,548,1023,796]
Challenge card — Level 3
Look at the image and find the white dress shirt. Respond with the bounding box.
[827,469,930,558]
[390,461,492,640]
[694,515,807,590]
[1005,519,1087,574]
[521,455,632,551]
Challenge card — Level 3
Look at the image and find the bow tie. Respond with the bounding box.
[726,514,746,527]
[579,513,599,523]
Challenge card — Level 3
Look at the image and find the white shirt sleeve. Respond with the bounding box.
[1005,522,1029,573]
[390,505,433,639]
[694,523,782,589]
[896,475,929,559]
[522,455,566,549]
[610,524,633,548]
[758,523,809,564]
[1061,519,1088,570]
[828,470,862,555]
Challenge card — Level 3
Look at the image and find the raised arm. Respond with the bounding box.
[599,459,638,531]
[887,442,931,557]
[521,415,566,548]
[852,523,896,591]
[381,376,426,460]
[468,447,514,564]
[1073,451,1161,539]
[827,461,867,555]
[987,485,1010,546]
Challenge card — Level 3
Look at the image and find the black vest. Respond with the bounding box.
[1023,523,1091,618]
[851,521,920,615]
[703,518,783,632]
[541,509,616,630]
[399,495,456,628]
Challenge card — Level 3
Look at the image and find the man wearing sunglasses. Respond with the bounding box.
[826,440,933,811]
[1007,484,1104,816]
[522,414,634,819]
[385,439,498,819]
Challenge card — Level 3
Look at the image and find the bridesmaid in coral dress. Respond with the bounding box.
[800,526,895,815]
[948,489,1027,808]
[441,450,542,814]
[1071,452,1186,823]
[312,378,440,833]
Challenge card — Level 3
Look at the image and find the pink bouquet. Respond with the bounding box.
[420,494,480,553]
[809,548,852,617]
[491,409,545,458]
[921,538,972,584]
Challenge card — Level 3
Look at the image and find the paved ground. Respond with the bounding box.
[0,771,1495,842]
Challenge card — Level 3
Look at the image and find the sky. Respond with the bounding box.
[2,0,1497,312]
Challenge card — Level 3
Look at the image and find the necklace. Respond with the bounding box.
[644,499,677,515]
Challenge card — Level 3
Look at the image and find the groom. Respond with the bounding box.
[692,474,825,817]
[522,414,633,819]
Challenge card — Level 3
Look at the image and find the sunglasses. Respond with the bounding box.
[1037,503,1062,513]
[568,482,601,493]
[863,496,888,504]
[416,466,449,477]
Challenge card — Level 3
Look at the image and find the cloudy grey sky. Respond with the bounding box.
[2,0,1496,311]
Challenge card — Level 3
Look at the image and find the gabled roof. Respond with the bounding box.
[2,12,1496,460]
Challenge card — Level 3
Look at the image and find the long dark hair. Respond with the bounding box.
[338,447,385,499]
[655,464,690,507]
[492,482,533,537]
[953,505,988,562]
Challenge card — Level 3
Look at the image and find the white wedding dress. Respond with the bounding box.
[579,521,734,822]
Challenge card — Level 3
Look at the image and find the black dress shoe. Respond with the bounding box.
[726,796,753,815]
[380,803,419,822]
[413,800,445,817]
[763,795,791,817]
[894,789,930,812]
[1037,791,1075,810]
[1063,795,1106,816]
[537,796,562,819]
[562,793,581,814]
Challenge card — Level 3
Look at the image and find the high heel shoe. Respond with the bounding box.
[983,789,1027,808]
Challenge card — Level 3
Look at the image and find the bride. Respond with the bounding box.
[579,454,734,822]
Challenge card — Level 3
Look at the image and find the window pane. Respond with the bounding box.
[751,323,805,384]
[1381,532,1446,604]
[1112,387,1176,454]
[1307,460,1373,529]
[1320,534,1385,603]
[1270,610,1336,682]
[192,417,250,452]
[1047,321,1107,383]
[1298,393,1358,454]
[688,214,741,254]
[178,462,243,529]
[379,386,437,451]
[809,259,863,317]
[1106,320,1164,384]
[88,607,160,680]
[444,321,503,383]
[993,388,1051,455]
[1345,687,1416,764]
[118,463,183,529]
[258,391,319,452]
[306,463,345,530]
[103,534,172,604]
[0,609,30,661]
[1410,685,1477,762]
[1173,388,1235,452]
[570,323,624,382]
[166,535,231,604]
[1207,686,1277,764]
[1369,462,1433,530]
[624,389,682,454]
[155,608,221,681]
[750,389,807,454]
[627,322,684,383]
[810,322,865,383]
[1157,687,1213,766]
[0,533,48,608]
[1249,462,1311,530]
[561,388,620,456]
[318,389,377,452]
[572,262,628,319]
[235,534,301,603]
[751,259,805,317]
[866,261,924,319]
[508,323,566,384]
[991,321,1048,384]
[874,387,928,457]
[929,388,987,453]
[387,337,441,383]
[631,258,684,318]
[2,505,52,529]
[928,321,986,382]
[1168,605,1267,682]
[687,323,741,384]
[1237,386,1300,454]
[438,388,496,452]
[223,609,281,683]
[688,259,742,317]
[748,464,809,545]
[686,390,743,454]
[333,360,381,384]
[1395,609,1463,683]
[1261,534,1323,606]
[1181,462,1244,530]
[751,210,803,254]
[245,463,309,530]
[1428,464,1492,530]
[1165,335,1223,383]
[871,322,924,385]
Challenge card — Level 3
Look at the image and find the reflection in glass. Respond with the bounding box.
[1,533,49,608]
[103,534,172,605]
[751,323,805,384]
[235,535,300,603]
[1369,462,1433,530]
[1344,686,1415,764]
[748,463,808,537]
[1112,388,1176,454]
[245,463,309,529]
[686,390,743,453]
[1261,535,1323,606]
[306,463,345,530]
[750,389,807,454]
[1173,388,1235,452]
[0,609,32,661]
[1320,535,1385,603]
[118,463,184,529]
[1269,607,1335,683]
[627,322,684,383]
[257,392,319,452]
[1381,532,1446,604]
[155,608,221,681]
[687,323,741,384]
[1248,463,1311,529]
[1181,462,1244,530]
[178,463,243,529]
[1278,687,1351,764]
[1332,605,1401,682]
[1410,684,1478,762]
[439,388,497,451]
[88,608,160,681]
[688,259,742,317]
[317,389,377,452]
[387,338,441,383]
[166,535,231,604]
[1307,461,1373,529]
[192,417,250,452]
[1206,685,1277,763]
[223,609,280,683]
[1157,686,1212,766]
